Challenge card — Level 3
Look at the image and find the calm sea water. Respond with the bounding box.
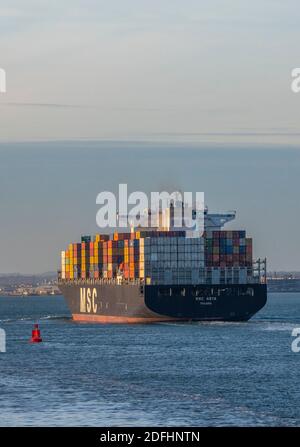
[0,293,300,427]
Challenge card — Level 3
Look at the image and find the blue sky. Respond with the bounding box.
[0,1,300,143]
[0,2,299,272]
[0,142,299,273]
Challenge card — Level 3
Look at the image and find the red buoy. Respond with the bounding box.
[30,323,42,343]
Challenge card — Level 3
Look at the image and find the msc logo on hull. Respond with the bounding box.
[80,288,98,313]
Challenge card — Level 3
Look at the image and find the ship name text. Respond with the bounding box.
[80,287,98,313]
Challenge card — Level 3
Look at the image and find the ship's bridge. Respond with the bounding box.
[122,204,236,234]
[204,210,236,231]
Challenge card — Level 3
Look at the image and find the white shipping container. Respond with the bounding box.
[212,269,220,284]
[150,253,158,261]
[238,268,247,284]
[191,269,199,283]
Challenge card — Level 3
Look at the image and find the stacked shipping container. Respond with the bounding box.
[204,231,252,267]
[61,230,253,284]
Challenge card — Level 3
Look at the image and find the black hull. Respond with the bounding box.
[59,282,267,323]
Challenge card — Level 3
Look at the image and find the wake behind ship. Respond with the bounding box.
[58,205,267,323]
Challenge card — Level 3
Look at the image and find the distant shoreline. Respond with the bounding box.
[0,293,62,298]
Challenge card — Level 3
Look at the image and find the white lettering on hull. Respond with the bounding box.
[80,288,98,313]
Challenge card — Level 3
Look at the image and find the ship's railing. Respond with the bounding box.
[57,276,143,286]
[57,258,267,286]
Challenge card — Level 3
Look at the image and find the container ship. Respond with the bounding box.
[58,205,267,323]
